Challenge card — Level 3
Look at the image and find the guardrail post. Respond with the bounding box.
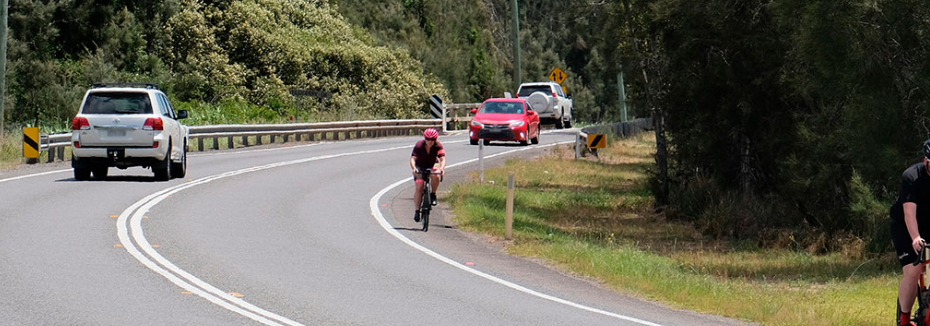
[270,135,276,143]
[575,134,582,159]
[257,135,263,145]
[505,174,514,240]
[227,137,234,149]
[242,136,249,147]
[197,137,204,151]
[57,147,64,161]
[212,137,219,150]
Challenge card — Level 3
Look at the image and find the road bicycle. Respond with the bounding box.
[416,168,442,232]
[909,245,930,326]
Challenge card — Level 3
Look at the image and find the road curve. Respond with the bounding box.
[0,129,752,325]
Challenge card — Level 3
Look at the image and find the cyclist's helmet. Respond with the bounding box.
[924,138,930,159]
[424,128,439,140]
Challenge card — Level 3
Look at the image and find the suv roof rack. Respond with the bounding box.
[92,83,160,90]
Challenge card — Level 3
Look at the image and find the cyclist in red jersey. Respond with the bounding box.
[411,128,445,222]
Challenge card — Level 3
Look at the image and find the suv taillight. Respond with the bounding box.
[71,117,90,130]
[553,92,558,98]
[143,117,164,131]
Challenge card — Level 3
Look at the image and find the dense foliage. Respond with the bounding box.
[4,0,445,131]
[645,0,930,251]
[337,0,641,123]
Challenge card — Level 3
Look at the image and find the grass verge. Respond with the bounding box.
[448,132,897,326]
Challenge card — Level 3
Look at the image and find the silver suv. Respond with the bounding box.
[517,81,573,129]
[71,83,189,181]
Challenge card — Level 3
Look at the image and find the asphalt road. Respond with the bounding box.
[0,129,753,325]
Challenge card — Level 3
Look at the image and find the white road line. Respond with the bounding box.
[0,169,70,184]
[369,141,666,326]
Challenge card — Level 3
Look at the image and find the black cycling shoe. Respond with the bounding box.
[414,211,421,222]
[430,193,438,206]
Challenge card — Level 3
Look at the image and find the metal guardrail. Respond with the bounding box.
[37,119,442,163]
[442,103,481,131]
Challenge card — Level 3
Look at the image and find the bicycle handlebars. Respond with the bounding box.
[915,245,930,266]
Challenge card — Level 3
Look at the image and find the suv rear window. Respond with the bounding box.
[518,86,553,97]
[82,92,153,114]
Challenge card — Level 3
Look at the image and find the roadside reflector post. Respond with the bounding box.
[505,174,514,240]
[478,139,485,182]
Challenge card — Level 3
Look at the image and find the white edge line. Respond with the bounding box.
[369,141,665,326]
[0,169,71,184]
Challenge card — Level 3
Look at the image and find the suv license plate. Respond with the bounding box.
[108,129,126,137]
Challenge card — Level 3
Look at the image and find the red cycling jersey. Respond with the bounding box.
[411,139,445,170]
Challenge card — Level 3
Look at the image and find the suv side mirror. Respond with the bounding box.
[527,110,535,116]
[176,110,189,120]
[470,108,477,114]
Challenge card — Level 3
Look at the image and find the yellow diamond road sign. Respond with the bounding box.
[23,127,39,159]
[587,134,606,149]
[548,67,567,85]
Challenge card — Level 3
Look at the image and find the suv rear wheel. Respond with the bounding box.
[154,144,171,181]
[170,142,187,179]
[92,166,108,180]
[74,167,91,181]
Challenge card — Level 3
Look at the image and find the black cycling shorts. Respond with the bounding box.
[891,217,930,266]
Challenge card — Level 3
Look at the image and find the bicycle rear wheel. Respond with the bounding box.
[917,286,930,326]
[421,210,429,232]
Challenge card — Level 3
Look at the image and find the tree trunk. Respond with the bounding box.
[738,132,753,195]
[653,111,669,208]
[623,0,669,209]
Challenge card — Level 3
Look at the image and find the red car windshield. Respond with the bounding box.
[479,101,524,114]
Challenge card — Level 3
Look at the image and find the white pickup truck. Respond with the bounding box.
[517,81,573,129]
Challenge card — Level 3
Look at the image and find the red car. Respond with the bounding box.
[469,98,540,146]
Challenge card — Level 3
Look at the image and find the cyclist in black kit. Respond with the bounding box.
[892,139,930,326]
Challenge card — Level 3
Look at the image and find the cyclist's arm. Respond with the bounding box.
[438,156,446,174]
[410,156,417,172]
[905,202,925,252]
